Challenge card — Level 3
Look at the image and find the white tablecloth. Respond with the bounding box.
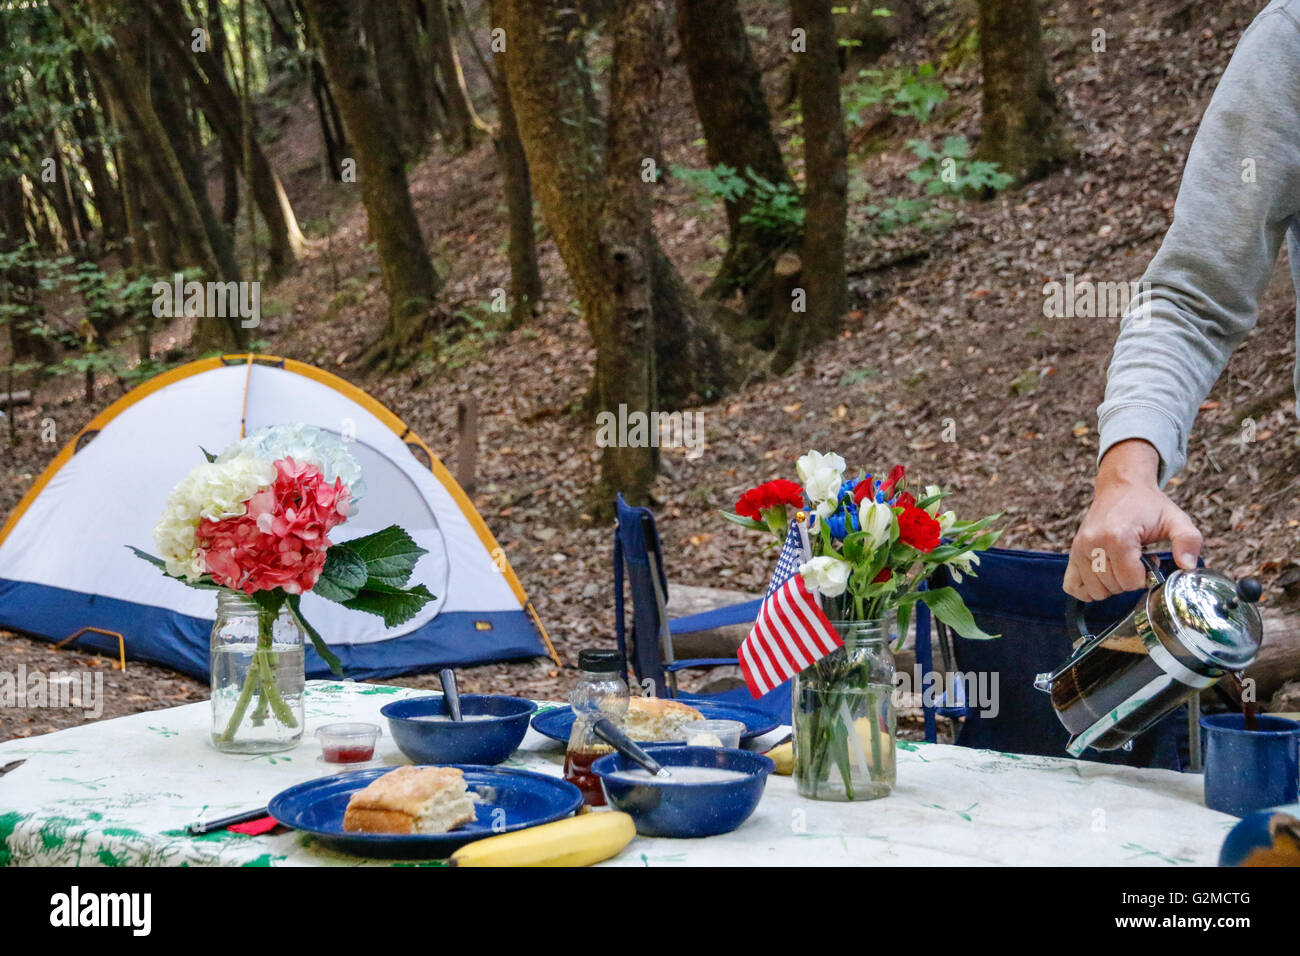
[0,680,1237,866]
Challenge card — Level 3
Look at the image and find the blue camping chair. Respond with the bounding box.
[613,494,792,724]
[914,546,1190,770]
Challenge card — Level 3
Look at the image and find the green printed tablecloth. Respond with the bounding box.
[0,680,1236,866]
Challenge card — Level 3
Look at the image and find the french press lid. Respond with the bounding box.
[1151,568,1263,673]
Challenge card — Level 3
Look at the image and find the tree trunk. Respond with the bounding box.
[146,0,306,280]
[427,0,477,153]
[364,0,433,158]
[782,0,848,372]
[68,52,127,246]
[56,1,218,277]
[149,61,241,284]
[590,0,665,505]
[261,0,299,61]
[676,0,797,311]
[302,0,443,368]
[500,0,737,505]
[973,0,1065,184]
[295,0,350,180]
[207,0,241,227]
[0,34,56,366]
[488,0,542,328]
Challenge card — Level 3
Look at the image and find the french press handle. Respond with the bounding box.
[1064,553,1164,645]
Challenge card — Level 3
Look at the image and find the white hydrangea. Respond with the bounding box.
[153,454,275,580]
[218,424,365,504]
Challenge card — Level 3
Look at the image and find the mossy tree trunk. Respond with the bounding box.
[68,52,126,247]
[499,0,735,507]
[426,0,478,154]
[0,26,55,367]
[783,0,848,372]
[147,0,306,280]
[488,1,542,328]
[676,0,798,318]
[363,0,433,159]
[302,0,443,370]
[973,0,1065,184]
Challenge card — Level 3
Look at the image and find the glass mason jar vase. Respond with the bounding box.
[793,619,897,801]
[209,590,306,754]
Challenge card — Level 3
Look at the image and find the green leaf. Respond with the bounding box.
[719,511,770,533]
[128,546,169,573]
[341,582,436,629]
[895,603,912,652]
[127,546,221,589]
[919,587,999,640]
[339,526,428,587]
[286,594,343,677]
[313,545,368,602]
[199,446,218,463]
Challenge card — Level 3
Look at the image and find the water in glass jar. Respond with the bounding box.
[210,641,305,753]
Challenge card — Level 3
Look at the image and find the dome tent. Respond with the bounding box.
[0,354,555,679]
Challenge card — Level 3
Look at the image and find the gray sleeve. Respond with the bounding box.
[1097,2,1300,486]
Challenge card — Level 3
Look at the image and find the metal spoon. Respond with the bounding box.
[439,668,464,722]
[593,717,672,779]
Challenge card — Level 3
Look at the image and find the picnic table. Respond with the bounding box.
[0,680,1237,866]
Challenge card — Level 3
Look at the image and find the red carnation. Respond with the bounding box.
[735,479,805,521]
[897,505,941,553]
[880,464,906,496]
[852,481,874,506]
[893,491,916,510]
[872,567,892,584]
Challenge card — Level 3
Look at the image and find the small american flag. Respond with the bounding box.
[738,521,842,698]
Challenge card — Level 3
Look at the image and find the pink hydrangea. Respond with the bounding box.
[197,458,351,595]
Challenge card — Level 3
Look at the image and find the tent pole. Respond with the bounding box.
[54,627,127,671]
[239,353,254,438]
[526,601,561,666]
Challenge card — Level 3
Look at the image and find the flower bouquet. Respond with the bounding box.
[725,451,1001,801]
[132,425,435,753]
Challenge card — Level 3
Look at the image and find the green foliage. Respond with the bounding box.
[862,196,941,234]
[862,136,1014,235]
[313,525,436,629]
[842,63,947,127]
[669,163,804,237]
[432,298,510,371]
[906,136,1014,196]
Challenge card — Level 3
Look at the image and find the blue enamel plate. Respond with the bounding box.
[268,765,583,859]
[530,700,780,745]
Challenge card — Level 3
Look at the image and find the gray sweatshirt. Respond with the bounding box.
[1098,0,1300,485]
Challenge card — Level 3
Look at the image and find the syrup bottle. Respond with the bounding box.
[563,649,628,806]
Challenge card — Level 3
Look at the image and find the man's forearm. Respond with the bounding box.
[1096,4,1300,486]
[1096,439,1161,491]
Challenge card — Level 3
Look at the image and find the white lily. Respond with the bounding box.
[799,555,851,598]
[947,550,980,583]
[938,510,957,534]
[923,484,943,516]
[797,450,846,520]
[859,499,894,550]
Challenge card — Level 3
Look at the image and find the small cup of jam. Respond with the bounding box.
[316,722,382,764]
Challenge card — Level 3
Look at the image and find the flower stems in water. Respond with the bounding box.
[219,609,298,743]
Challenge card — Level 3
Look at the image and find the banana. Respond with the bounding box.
[449,811,636,867]
[766,741,793,775]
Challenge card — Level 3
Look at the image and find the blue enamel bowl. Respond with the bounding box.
[381,694,537,766]
[592,745,774,838]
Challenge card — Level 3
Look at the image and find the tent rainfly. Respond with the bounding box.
[0,355,555,679]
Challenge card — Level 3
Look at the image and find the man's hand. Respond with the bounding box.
[1064,439,1203,601]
